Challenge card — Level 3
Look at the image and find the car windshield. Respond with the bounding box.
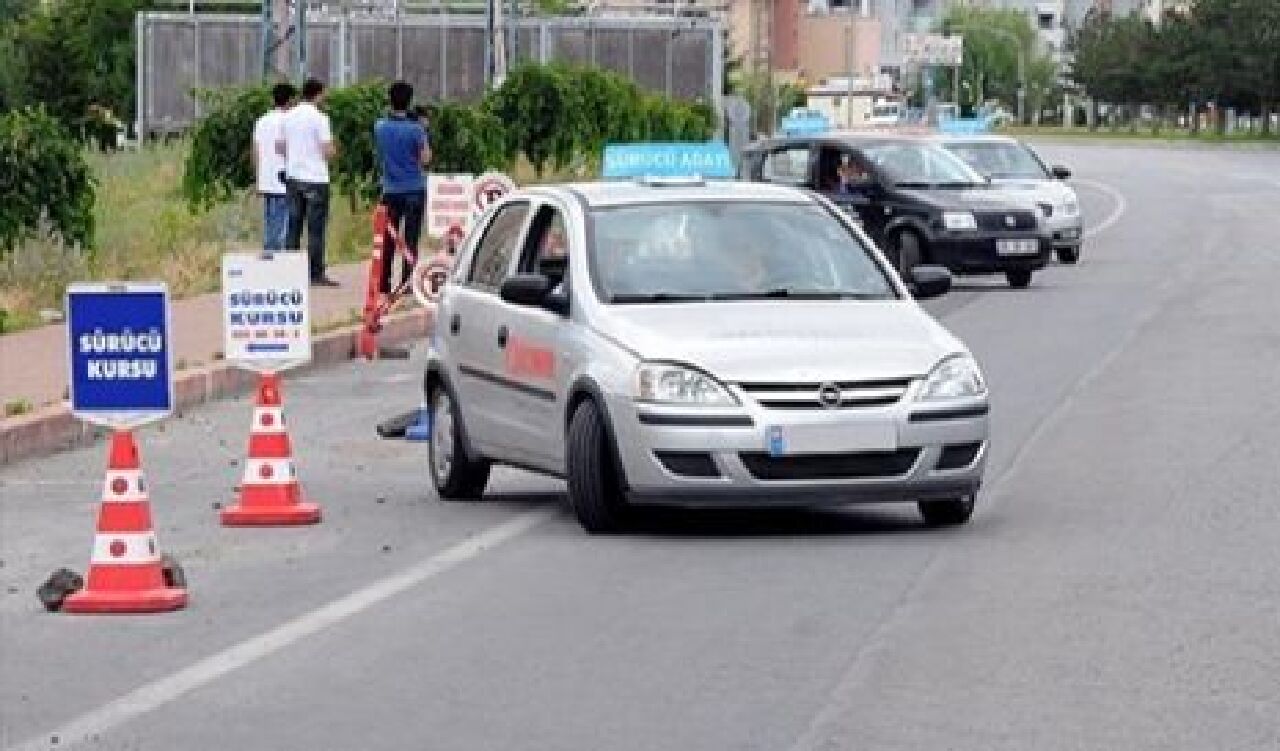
[860,142,986,187]
[944,141,1050,180]
[588,201,897,303]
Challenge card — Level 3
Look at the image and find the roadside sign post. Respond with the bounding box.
[63,283,187,614]
[219,253,321,526]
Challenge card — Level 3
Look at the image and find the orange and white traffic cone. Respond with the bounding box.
[62,430,187,614]
[220,372,321,526]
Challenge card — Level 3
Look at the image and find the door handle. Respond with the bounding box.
[449,313,461,335]
[497,325,509,349]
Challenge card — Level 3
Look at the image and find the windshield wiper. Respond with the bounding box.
[609,292,710,304]
[711,288,892,301]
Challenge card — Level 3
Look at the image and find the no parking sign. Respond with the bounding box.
[472,172,516,215]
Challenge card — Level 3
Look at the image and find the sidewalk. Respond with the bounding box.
[1,261,373,410]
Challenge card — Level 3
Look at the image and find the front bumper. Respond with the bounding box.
[607,392,988,509]
[929,232,1052,275]
[1043,215,1084,249]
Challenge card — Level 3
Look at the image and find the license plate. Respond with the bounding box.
[764,422,897,456]
[997,238,1040,256]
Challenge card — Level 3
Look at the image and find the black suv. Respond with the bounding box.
[741,133,1052,288]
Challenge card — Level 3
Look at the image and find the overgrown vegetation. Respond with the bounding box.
[0,107,96,253]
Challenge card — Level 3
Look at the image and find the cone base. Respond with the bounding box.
[62,586,187,614]
[220,501,322,526]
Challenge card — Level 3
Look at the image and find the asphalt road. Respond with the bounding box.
[4,142,1280,751]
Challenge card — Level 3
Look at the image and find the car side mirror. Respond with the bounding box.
[500,273,553,307]
[1051,165,1071,180]
[908,265,951,300]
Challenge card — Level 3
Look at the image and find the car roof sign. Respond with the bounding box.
[601,142,737,180]
[779,108,830,136]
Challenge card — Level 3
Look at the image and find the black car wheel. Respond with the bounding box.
[566,399,631,533]
[895,231,923,277]
[919,496,976,527]
[1006,269,1033,288]
[429,385,491,500]
[1056,246,1080,265]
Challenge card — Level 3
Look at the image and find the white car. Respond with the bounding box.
[932,134,1084,264]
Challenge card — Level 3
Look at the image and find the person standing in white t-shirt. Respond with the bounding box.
[251,82,295,252]
[280,77,339,287]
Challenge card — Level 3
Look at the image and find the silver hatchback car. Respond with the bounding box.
[424,179,990,532]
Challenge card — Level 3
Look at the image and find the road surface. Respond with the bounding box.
[3,142,1279,751]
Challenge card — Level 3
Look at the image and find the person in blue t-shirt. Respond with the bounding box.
[374,81,432,299]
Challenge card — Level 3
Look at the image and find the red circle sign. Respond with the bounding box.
[472,172,516,213]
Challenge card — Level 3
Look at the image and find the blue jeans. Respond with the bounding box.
[285,180,331,279]
[262,193,290,252]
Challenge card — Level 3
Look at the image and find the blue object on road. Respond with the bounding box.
[66,283,173,427]
[404,403,432,442]
[602,142,737,180]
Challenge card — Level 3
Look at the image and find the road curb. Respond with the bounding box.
[0,309,431,467]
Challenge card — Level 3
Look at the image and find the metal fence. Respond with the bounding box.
[137,12,723,136]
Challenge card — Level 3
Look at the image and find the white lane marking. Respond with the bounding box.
[784,183,1223,751]
[1073,177,1127,239]
[6,508,555,751]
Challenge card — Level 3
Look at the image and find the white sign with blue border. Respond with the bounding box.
[602,142,737,180]
[779,109,831,136]
[222,253,311,373]
[66,282,173,428]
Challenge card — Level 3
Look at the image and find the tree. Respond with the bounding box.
[941,6,1048,119]
[0,107,95,254]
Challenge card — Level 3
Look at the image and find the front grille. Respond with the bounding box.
[655,451,721,478]
[976,210,1038,232]
[936,442,982,470]
[737,378,912,410]
[740,449,920,480]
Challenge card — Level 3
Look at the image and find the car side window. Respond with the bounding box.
[760,145,811,186]
[468,202,530,293]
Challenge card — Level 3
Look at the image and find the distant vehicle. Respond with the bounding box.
[741,132,1052,288]
[869,99,906,126]
[424,177,988,532]
[933,134,1083,264]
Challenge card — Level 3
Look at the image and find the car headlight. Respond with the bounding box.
[942,211,978,231]
[635,363,738,406]
[916,355,987,402]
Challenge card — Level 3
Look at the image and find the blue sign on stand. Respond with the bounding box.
[67,283,173,427]
[602,142,737,180]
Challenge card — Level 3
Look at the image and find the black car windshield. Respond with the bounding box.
[944,141,1050,180]
[589,202,898,303]
[860,142,985,187]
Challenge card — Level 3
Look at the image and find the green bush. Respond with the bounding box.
[182,84,272,210]
[427,102,507,175]
[0,107,96,255]
[325,81,389,201]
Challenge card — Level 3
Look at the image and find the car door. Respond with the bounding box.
[446,200,531,456]
[490,199,577,472]
[816,145,889,245]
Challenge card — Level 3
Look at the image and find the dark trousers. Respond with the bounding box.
[380,190,425,294]
[285,180,330,280]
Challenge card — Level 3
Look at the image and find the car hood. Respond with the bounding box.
[597,301,961,382]
[990,178,1077,203]
[893,186,1039,213]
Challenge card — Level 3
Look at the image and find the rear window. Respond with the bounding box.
[586,201,897,303]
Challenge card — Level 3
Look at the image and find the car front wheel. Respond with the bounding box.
[918,496,976,527]
[566,399,631,533]
[1005,269,1033,288]
[895,230,923,277]
[429,385,491,500]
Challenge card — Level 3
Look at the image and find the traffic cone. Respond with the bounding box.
[404,398,432,442]
[62,430,187,614]
[220,373,321,526]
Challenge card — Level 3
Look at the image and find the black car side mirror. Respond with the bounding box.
[908,265,952,300]
[1051,165,1071,180]
[500,273,553,307]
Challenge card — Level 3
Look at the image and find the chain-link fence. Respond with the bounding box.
[137,12,723,136]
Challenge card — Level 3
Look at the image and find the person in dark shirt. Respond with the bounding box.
[374,81,432,300]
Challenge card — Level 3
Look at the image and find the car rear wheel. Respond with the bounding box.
[566,399,631,533]
[1006,269,1033,288]
[895,230,923,277]
[429,385,491,500]
[1056,246,1080,264]
[918,496,976,527]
